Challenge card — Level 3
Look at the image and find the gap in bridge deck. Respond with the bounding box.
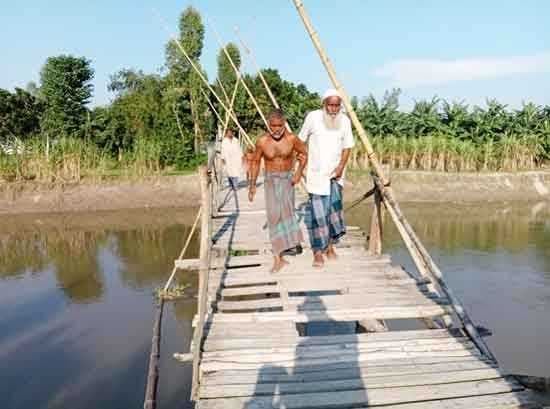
[297,321,358,337]
[384,318,427,331]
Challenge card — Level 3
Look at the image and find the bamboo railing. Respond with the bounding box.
[291,0,496,363]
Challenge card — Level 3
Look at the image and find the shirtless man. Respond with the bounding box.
[248,109,308,272]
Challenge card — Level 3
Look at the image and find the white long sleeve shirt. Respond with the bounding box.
[220,137,243,178]
[298,110,355,195]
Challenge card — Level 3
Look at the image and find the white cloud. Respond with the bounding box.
[374,52,550,87]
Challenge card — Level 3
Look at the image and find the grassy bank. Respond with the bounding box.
[0,136,203,183]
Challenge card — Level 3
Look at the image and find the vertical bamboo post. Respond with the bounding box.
[191,166,212,399]
[292,0,388,187]
[368,188,383,255]
[143,299,163,409]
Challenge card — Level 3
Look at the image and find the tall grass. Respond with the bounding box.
[0,136,159,183]
[353,133,546,172]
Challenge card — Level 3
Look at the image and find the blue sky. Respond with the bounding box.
[2,1,549,110]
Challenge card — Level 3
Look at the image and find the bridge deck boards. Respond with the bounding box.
[188,181,543,408]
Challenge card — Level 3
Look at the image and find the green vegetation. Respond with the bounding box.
[351,90,550,171]
[1,7,549,184]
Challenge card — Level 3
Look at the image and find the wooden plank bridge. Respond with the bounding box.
[175,157,547,409]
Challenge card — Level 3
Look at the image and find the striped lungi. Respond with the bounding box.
[305,179,346,252]
[264,171,303,255]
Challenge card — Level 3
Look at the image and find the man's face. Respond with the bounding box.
[324,96,342,116]
[269,117,286,140]
[225,130,234,139]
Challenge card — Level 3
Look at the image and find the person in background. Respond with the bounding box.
[220,128,243,207]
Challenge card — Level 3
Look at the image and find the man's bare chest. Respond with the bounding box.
[263,141,293,159]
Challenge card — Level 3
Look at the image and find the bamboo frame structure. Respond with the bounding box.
[163,207,202,292]
[191,166,213,399]
[206,16,270,130]
[234,26,292,132]
[158,15,254,148]
[292,0,496,363]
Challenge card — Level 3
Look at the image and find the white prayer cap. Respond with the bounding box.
[322,88,341,101]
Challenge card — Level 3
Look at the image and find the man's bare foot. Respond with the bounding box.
[312,252,324,268]
[270,257,289,273]
[326,245,338,261]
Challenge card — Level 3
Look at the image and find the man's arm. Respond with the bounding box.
[292,136,308,185]
[333,116,355,179]
[333,148,351,180]
[248,139,263,202]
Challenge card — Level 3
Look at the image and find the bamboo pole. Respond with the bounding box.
[234,26,292,132]
[293,0,493,361]
[191,166,213,400]
[206,17,270,130]
[143,299,163,409]
[367,188,383,256]
[157,14,253,148]
[372,176,496,362]
[163,207,202,292]
[234,26,279,110]
[222,78,241,137]
[292,0,388,186]
[201,88,254,149]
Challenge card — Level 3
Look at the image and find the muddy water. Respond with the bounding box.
[0,202,549,408]
[348,201,550,378]
[0,209,199,409]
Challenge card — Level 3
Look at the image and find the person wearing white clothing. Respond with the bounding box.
[220,128,244,208]
[298,88,355,267]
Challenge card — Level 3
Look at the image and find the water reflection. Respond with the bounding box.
[0,209,199,409]
[0,209,200,302]
[0,202,549,408]
[348,201,550,377]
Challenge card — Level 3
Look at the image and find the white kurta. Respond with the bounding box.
[298,110,355,196]
[220,137,243,178]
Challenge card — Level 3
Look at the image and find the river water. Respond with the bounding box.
[0,202,549,408]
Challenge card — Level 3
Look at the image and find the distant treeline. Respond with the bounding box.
[1,6,548,182]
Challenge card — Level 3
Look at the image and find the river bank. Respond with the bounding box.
[1,170,549,215]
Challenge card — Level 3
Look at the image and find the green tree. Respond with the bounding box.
[0,88,43,143]
[39,55,94,138]
[165,6,209,154]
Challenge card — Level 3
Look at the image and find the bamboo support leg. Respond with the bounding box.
[368,188,383,256]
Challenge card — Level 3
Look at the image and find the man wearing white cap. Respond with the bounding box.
[298,88,355,267]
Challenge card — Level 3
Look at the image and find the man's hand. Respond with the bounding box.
[332,164,345,180]
[291,172,302,186]
[248,186,256,202]
[296,152,307,163]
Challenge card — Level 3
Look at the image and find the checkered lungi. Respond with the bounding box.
[305,179,346,252]
[264,171,303,255]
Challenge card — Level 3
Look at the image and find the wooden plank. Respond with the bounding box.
[202,359,498,386]
[197,378,523,409]
[210,263,401,279]
[220,283,427,298]
[203,330,466,352]
[202,355,492,376]
[200,368,504,399]
[200,349,481,372]
[362,392,543,409]
[204,328,460,348]
[196,305,453,325]
[219,275,422,289]
[201,341,477,365]
[216,294,448,312]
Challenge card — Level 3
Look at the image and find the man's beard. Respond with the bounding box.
[270,128,285,141]
[322,108,342,130]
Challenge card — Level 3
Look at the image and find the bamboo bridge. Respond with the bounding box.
[171,148,548,409]
[141,2,548,408]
